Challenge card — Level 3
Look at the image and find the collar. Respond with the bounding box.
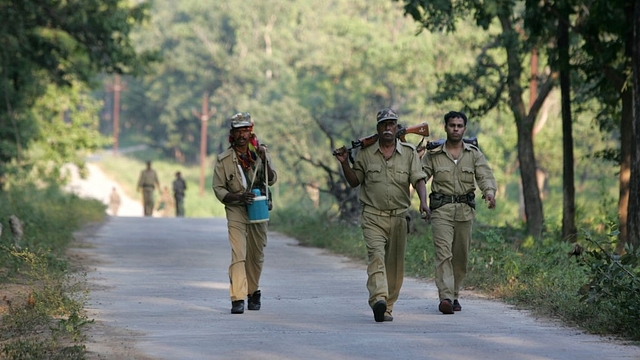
[374,140,402,155]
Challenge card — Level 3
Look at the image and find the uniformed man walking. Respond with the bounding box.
[422,111,497,314]
[173,171,187,217]
[212,112,277,314]
[137,161,160,217]
[109,186,121,216]
[333,108,429,322]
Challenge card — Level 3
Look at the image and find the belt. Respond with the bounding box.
[363,206,408,217]
[429,192,476,210]
[142,185,155,188]
[441,194,466,203]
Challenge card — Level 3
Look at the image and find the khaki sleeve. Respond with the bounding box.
[137,171,144,188]
[421,152,434,180]
[409,148,427,187]
[264,152,278,186]
[474,151,497,197]
[212,158,230,203]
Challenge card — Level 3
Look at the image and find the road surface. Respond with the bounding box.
[69,163,640,360]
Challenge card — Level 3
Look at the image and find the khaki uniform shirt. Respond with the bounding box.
[353,141,426,212]
[137,169,159,189]
[212,148,277,222]
[422,142,497,221]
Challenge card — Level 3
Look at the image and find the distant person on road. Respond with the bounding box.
[173,171,187,217]
[422,111,496,314]
[212,112,277,314]
[158,185,175,217]
[137,161,160,217]
[109,186,121,216]
[333,108,429,322]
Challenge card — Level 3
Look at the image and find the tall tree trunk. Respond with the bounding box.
[500,14,545,238]
[617,89,632,253]
[615,3,636,253]
[558,4,577,241]
[628,0,640,249]
[516,118,544,238]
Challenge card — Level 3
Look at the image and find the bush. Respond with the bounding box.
[577,229,640,340]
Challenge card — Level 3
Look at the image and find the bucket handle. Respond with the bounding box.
[248,151,269,203]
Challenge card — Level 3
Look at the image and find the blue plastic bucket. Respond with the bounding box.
[247,195,269,223]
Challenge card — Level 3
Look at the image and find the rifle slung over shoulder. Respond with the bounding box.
[332,121,430,157]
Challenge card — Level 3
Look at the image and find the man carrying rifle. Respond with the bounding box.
[333,108,429,323]
[422,111,497,315]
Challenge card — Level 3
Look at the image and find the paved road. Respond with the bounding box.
[79,216,640,360]
[65,163,142,217]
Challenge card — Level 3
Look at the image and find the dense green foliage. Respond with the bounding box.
[578,231,640,339]
[0,0,157,188]
[100,0,620,230]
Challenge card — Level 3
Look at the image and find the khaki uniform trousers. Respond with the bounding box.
[361,210,407,312]
[431,214,473,301]
[142,187,155,216]
[228,220,268,301]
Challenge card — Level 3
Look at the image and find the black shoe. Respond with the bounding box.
[247,290,261,311]
[453,299,462,312]
[439,299,454,314]
[231,300,244,314]
[372,300,387,322]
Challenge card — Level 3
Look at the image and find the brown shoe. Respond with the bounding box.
[453,299,462,312]
[439,299,454,314]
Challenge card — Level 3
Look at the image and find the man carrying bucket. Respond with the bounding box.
[333,108,429,322]
[212,112,277,314]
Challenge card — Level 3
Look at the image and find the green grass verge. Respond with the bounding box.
[0,185,105,359]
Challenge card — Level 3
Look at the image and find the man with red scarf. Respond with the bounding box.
[212,112,277,314]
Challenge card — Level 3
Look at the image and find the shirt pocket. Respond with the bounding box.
[434,166,452,183]
[225,167,244,193]
[395,168,410,184]
[366,164,382,183]
[461,167,475,184]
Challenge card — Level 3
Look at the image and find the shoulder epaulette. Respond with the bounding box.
[427,137,480,153]
[399,141,417,150]
[218,148,233,160]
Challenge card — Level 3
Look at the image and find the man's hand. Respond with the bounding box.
[484,194,496,209]
[420,203,432,221]
[238,191,256,205]
[333,146,349,164]
[257,144,268,161]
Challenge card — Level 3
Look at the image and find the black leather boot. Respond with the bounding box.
[231,300,244,314]
[247,290,261,310]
